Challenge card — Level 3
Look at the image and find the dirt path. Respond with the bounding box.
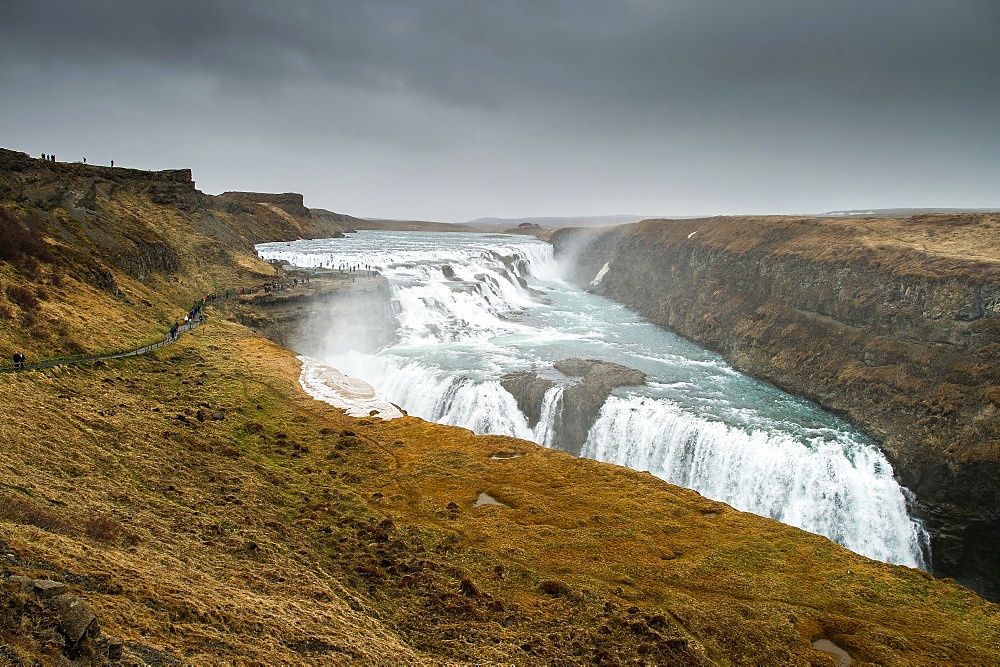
[1,319,204,374]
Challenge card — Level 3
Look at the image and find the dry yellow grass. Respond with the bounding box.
[635,213,1000,279]
[1,318,997,664]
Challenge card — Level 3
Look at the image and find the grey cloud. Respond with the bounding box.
[9,1,994,109]
[1,1,998,219]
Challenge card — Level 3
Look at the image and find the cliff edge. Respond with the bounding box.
[552,214,1000,600]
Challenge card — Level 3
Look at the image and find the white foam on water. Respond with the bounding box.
[330,352,534,439]
[298,355,403,420]
[582,395,928,567]
[261,231,930,568]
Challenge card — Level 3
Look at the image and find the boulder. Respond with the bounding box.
[49,594,99,645]
[499,371,556,428]
[502,359,646,455]
[553,359,646,455]
[33,579,68,599]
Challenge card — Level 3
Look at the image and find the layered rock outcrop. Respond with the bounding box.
[552,215,1000,601]
[218,191,310,217]
[235,274,396,355]
[0,149,362,256]
[501,359,646,455]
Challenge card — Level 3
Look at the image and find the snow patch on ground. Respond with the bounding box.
[590,262,610,286]
[298,355,403,419]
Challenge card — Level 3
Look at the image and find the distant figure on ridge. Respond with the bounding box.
[41,153,46,160]
[110,159,114,167]
[82,157,86,164]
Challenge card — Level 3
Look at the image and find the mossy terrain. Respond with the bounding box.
[3,321,998,664]
[1,150,998,663]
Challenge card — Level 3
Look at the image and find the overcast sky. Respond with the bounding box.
[2,1,998,221]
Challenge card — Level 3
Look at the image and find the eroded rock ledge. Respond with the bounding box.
[502,358,646,455]
[233,273,396,355]
[551,215,1000,601]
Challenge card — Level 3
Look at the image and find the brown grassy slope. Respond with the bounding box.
[0,149,297,362]
[0,149,361,331]
[0,195,273,364]
[634,213,1000,279]
[0,319,997,665]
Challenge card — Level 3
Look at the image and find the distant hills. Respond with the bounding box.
[354,218,476,232]
[465,214,653,230]
[357,209,1000,233]
[818,207,1000,218]
[354,214,656,233]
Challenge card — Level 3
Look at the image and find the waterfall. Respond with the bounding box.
[257,231,929,568]
[533,385,564,447]
[582,395,928,567]
[330,352,534,440]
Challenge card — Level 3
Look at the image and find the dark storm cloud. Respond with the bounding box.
[2,1,998,219]
[7,1,998,108]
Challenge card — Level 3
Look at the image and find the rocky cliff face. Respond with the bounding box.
[552,215,1000,601]
[501,359,646,455]
[234,274,396,355]
[0,149,361,249]
[0,149,199,212]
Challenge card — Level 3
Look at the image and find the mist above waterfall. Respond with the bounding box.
[257,231,929,567]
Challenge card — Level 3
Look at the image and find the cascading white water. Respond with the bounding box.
[257,231,929,568]
[533,386,564,448]
[336,353,534,438]
[583,396,927,565]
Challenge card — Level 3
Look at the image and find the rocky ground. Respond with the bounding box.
[0,149,998,663]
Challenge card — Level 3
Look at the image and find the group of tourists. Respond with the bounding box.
[167,301,207,341]
[340,263,378,278]
[39,153,113,166]
[341,264,378,281]
[245,268,381,293]
[186,303,206,326]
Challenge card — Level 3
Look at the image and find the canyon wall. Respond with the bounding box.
[0,149,362,253]
[234,275,396,356]
[551,215,1000,601]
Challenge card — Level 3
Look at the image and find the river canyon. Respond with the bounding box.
[257,231,932,571]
